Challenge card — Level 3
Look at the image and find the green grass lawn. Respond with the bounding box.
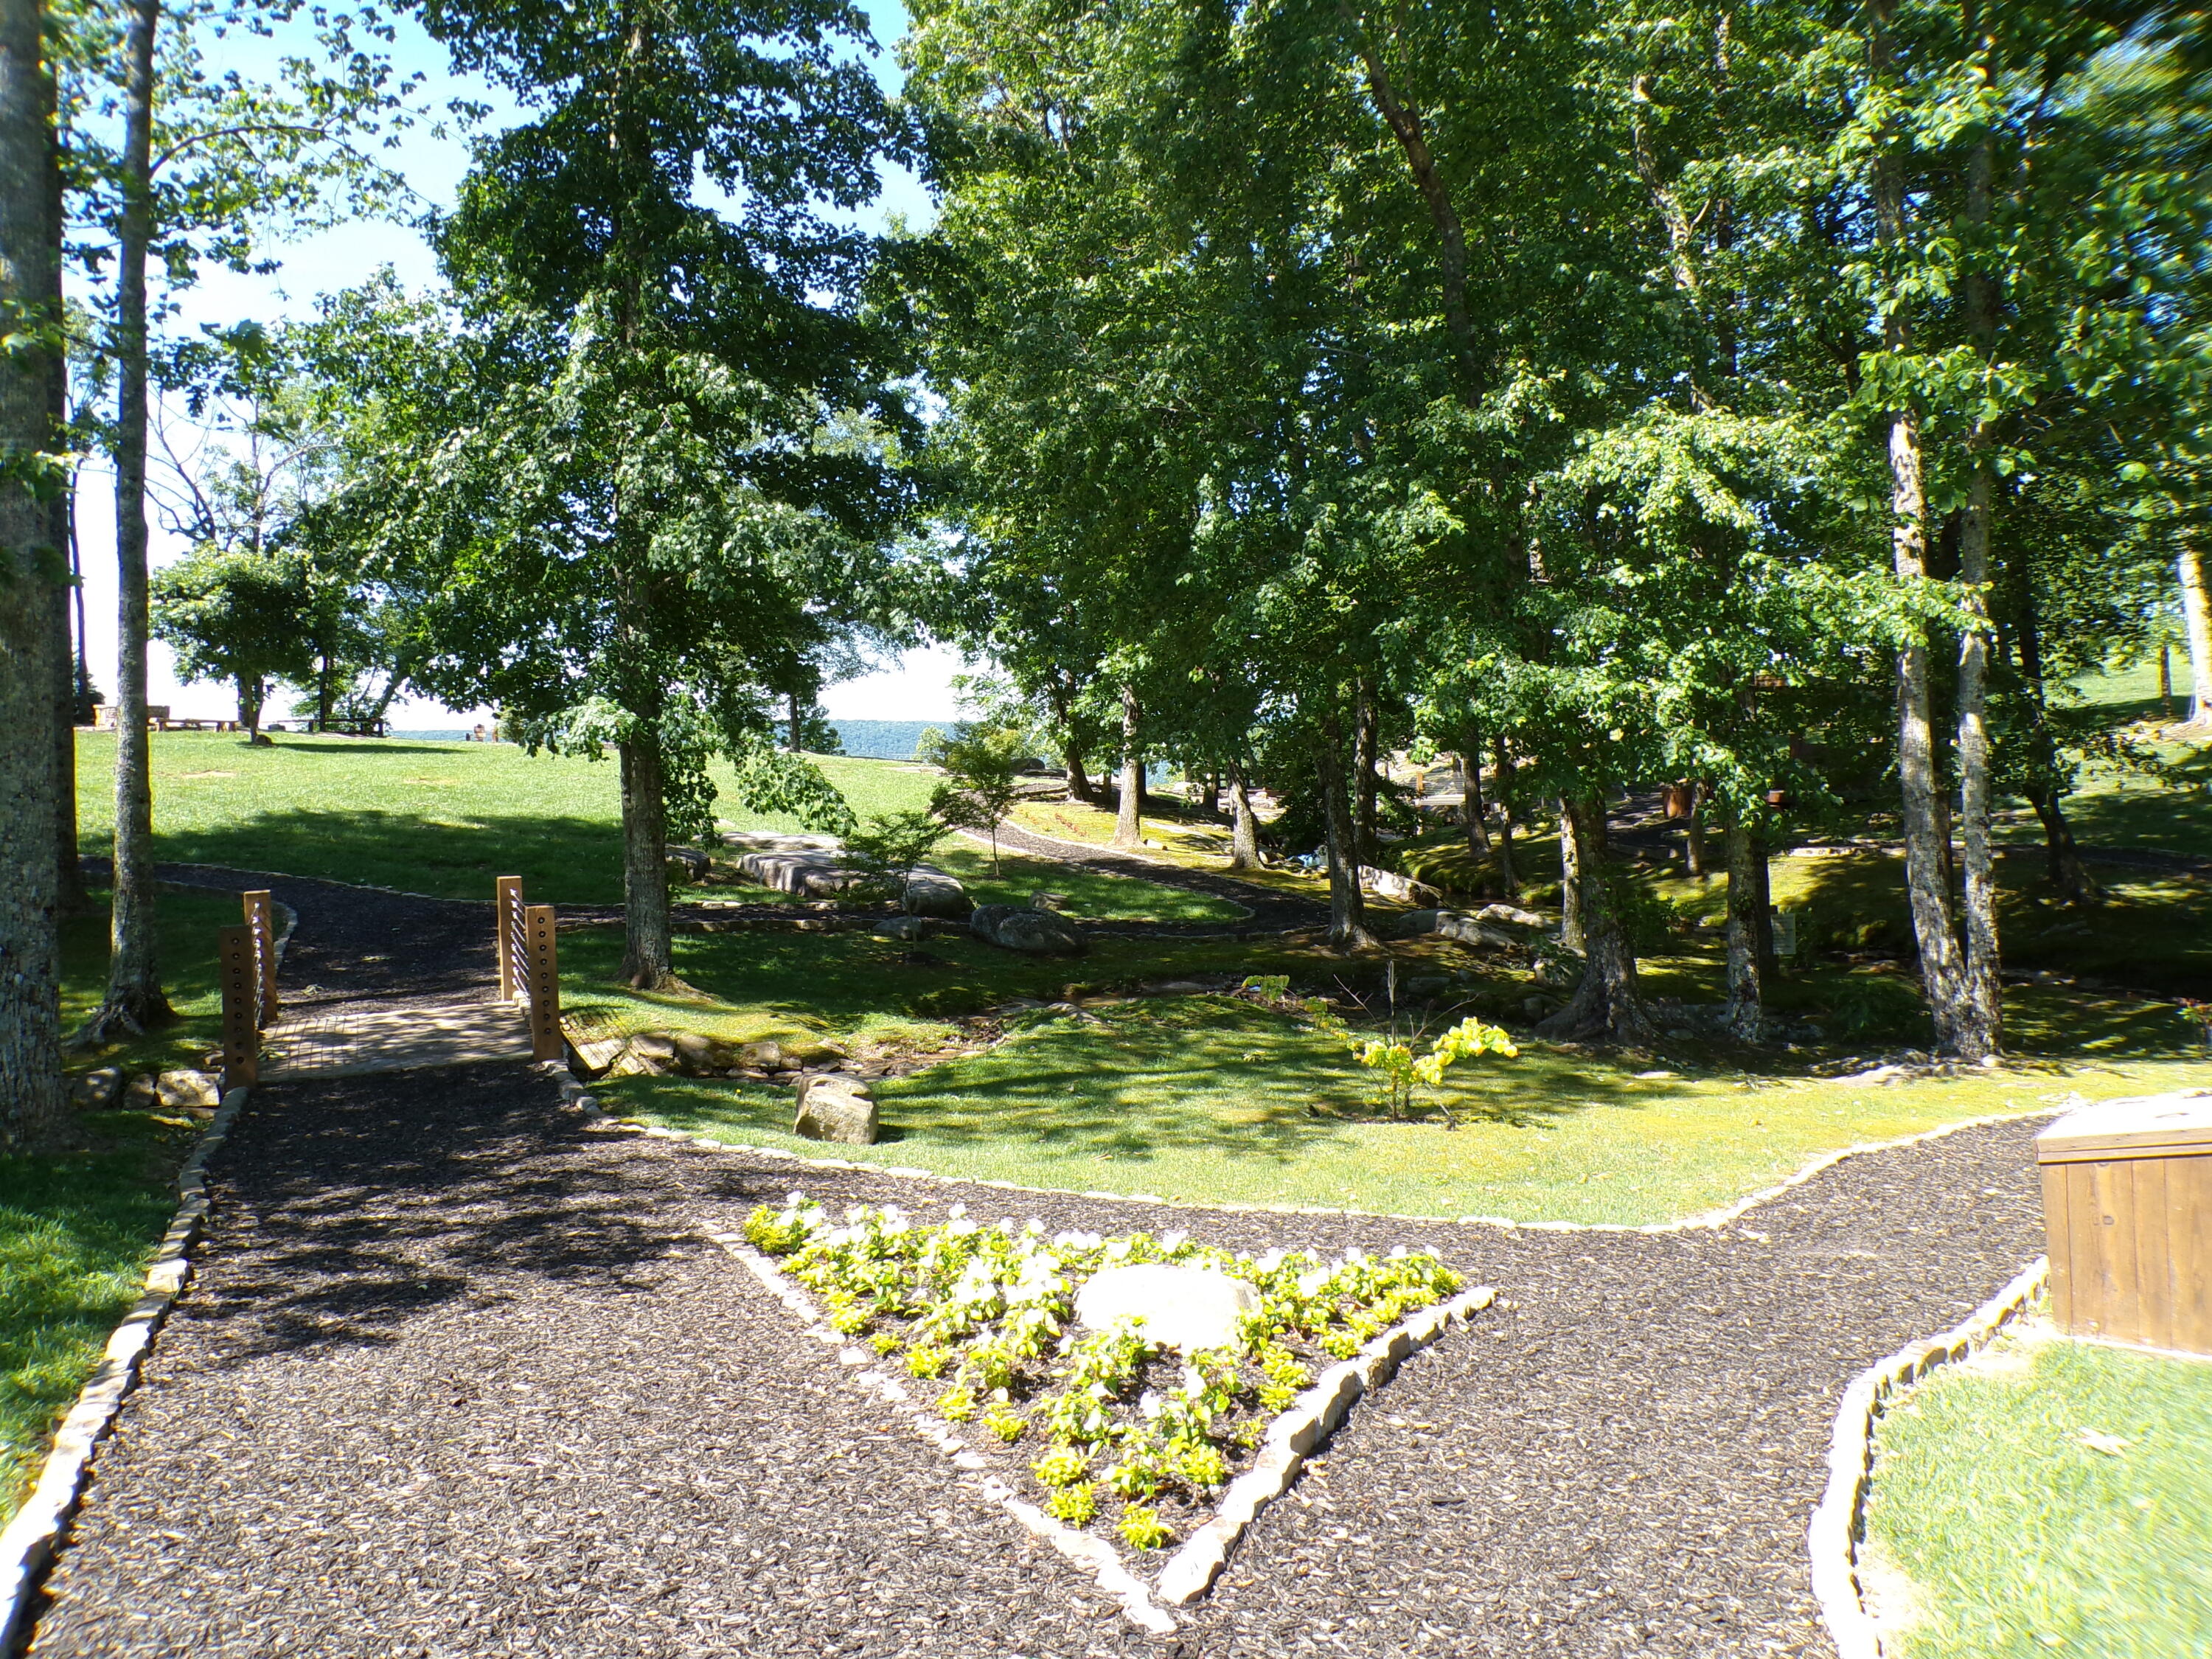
[61,886,232,1080]
[0,888,237,1526]
[1863,1324,2212,1658]
[72,731,1225,922]
[585,922,2212,1221]
[0,1116,195,1519]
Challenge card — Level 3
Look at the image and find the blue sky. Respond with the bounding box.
[83,0,970,728]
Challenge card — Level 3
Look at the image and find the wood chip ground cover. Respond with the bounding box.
[742,1194,1463,1551]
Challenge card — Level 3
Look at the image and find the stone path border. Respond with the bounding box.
[0,1086,251,1652]
[703,1224,1495,1635]
[1806,1256,2051,1659]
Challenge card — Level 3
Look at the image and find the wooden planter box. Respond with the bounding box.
[2037,1093,2212,1356]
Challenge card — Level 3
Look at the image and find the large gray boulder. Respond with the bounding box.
[970,902,1089,957]
[1075,1265,1259,1352]
[722,829,969,916]
[1395,909,1517,950]
[794,1074,877,1145]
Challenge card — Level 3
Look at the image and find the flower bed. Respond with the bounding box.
[743,1194,1463,1551]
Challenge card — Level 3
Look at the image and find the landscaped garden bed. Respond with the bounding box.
[742,1193,1464,1553]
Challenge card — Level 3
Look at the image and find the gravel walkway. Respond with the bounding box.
[24,873,2051,1657]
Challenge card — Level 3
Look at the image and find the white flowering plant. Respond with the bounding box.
[742,1194,1461,1548]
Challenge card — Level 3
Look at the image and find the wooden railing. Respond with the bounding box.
[495,874,563,1062]
[218,889,279,1092]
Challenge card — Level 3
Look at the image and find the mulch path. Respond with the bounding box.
[24,869,2051,1656]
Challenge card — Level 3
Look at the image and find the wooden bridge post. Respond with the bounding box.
[495,875,523,1001]
[522,903,562,1062]
[243,890,278,1025]
[218,924,260,1090]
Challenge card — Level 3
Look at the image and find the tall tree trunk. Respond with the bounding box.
[1,0,67,1139]
[2180,545,2212,731]
[1557,799,1583,950]
[1227,759,1261,871]
[1459,730,1490,858]
[43,46,77,916]
[787,690,801,753]
[1683,783,1706,877]
[1871,0,1967,1054]
[87,0,173,1039]
[618,732,675,988]
[1318,710,1374,949]
[1952,74,2001,1059]
[1722,805,1765,1041]
[238,674,268,745]
[1113,684,1142,849]
[2012,563,2098,904]
[1064,746,1094,807]
[1492,736,1517,897]
[1537,793,1652,1043]
[1353,684,1380,870]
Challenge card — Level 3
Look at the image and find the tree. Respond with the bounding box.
[844,808,952,914]
[1,0,67,1141]
[313,0,912,987]
[151,544,308,741]
[921,721,1028,875]
[72,0,410,1039]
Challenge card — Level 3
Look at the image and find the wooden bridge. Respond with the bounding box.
[217,876,564,1087]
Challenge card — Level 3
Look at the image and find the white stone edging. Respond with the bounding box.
[702,1223,1493,1630]
[1152,1283,1494,1604]
[1805,1255,2048,1659]
[701,1234,1178,1634]
[0,1085,251,1650]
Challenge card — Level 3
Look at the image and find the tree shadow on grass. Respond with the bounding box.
[136,808,635,906]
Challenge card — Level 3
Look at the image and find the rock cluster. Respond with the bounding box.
[723,830,970,917]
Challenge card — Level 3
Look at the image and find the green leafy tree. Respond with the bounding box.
[844,808,953,914]
[307,0,912,986]
[150,543,307,741]
[921,722,1029,875]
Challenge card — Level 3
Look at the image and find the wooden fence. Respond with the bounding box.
[218,889,279,1091]
[496,874,563,1062]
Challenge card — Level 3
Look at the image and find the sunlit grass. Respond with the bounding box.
[0,1116,198,1521]
[1863,1325,2212,1658]
[602,980,2212,1222]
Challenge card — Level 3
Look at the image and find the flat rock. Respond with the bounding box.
[156,1070,221,1110]
[1474,902,1546,929]
[70,1068,123,1110]
[970,903,1088,957]
[1074,1263,1259,1352]
[721,830,969,916]
[793,1075,877,1145]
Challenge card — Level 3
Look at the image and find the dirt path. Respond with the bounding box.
[22,875,2048,1658]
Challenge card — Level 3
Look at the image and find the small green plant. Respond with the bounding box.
[1046,1482,1097,1526]
[938,1384,976,1422]
[1032,1446,1089,1489]
[984,1404,1027,1443]
[906,1346,951,1380]
[1305,1001,1520,1120]
[1118,1506,1172,1551]
[1175,1440,1230,1490]
[1105,1449,1165,1498]
[869,1332,900,1357]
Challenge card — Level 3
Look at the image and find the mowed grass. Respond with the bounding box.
[60,886,232,1079]
[594,949,2212,1221]
[72,731,1229,921]
[1863,1326,2212,1658]
[0,1121,191,1518]
[0,888,237,1524]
